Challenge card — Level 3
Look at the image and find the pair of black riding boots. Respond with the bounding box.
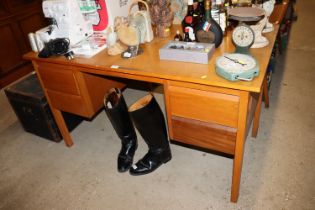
[104,88,171,175]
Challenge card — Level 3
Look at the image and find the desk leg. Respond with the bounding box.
[263,75,270,108]
[252,87,263,138]
[51,107,74,147]
[33,62,74,147]
[231,91,250,202]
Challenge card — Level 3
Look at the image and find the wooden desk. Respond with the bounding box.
[24,24,279,202]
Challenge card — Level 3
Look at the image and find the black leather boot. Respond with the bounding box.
[104,88,137,172]
[128,94,171,176]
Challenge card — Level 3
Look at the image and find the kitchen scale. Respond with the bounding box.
[215,7,264,81]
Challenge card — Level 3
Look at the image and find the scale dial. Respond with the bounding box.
[215,53,259,81]
[232,25,255,48]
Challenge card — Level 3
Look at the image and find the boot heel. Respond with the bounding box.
[163,153,172,164]
[163,157,171,164]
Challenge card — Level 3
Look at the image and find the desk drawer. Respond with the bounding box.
[46,89,89,117]
[168,85,239,128]
[171,116,236,155]
[35,62,126,118]
[37,62,80,95]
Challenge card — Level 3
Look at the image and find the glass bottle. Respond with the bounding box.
[195,0,223,47]
[194,0,205,25]
[211,0,220,26]
[218,0,227,35]
[174,30,183,41]
[224,0,233,31]
[183,28,192,42]
[182,0,196,41]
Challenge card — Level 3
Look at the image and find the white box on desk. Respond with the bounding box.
[159,41,215,64]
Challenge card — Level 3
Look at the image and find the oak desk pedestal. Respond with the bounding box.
[24,24,279,202]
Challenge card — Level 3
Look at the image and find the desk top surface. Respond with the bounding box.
[24,24,279,93]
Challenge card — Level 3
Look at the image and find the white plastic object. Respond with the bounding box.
[28,33,38,52]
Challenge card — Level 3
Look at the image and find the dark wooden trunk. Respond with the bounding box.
[5,73,83,142]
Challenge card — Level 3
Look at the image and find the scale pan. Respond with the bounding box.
[228,7,265,22]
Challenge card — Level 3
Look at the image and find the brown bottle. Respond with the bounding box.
[174,30,183,41]
[195,0,223,47]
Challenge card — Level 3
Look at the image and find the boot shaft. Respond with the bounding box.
[129,94,169,150]
[104,88,136,141]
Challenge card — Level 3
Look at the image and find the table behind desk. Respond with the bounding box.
[23,23,280,202]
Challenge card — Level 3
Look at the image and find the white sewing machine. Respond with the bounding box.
[35,0,93,49]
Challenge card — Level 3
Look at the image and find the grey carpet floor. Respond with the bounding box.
[0,1,314,209]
